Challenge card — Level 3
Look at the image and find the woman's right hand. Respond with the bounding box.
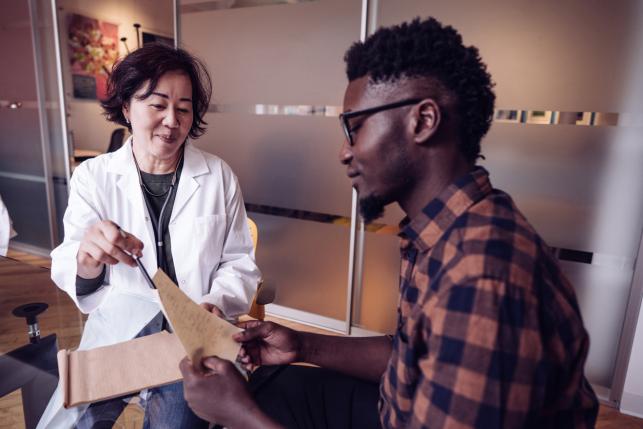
[234,321,301,370]
[76,220,144,278]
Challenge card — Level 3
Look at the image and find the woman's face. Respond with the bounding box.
[123,71,194,162]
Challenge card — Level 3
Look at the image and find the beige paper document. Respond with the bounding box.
[60,269,243,408]
[152,269,242,365]
[59,331,184,408]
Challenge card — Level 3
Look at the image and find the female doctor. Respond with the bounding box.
[38,44,260,428]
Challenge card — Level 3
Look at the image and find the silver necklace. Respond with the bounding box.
[132,146,184,197]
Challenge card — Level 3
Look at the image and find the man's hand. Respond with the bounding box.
[234,321,301,370]
[77,221,143,279]
[180,356,276,428]
[238,324,392,382]
[200,302,224,318]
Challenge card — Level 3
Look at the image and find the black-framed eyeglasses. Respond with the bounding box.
[339,98,422,146]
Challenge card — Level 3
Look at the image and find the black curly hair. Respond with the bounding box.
[344,17,495,162]
[101,43,212,139]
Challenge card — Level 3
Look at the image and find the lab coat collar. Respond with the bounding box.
[107,137,209,178]
[107,136,211,226]
[171,142,210,222]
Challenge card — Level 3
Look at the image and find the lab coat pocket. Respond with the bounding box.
[193,214,228,264]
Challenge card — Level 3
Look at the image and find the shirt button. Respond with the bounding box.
[145,217,150,222]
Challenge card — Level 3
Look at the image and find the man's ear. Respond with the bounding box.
[411,99,441,145]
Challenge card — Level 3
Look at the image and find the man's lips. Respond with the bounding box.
[346,169,359,179]
[347,170,361,190]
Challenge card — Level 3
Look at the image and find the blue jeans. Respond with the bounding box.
[75,381,207,429]
[75,313,207,429]
[141,381,208,429]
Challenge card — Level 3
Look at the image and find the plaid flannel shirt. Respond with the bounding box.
[379,166,598,428]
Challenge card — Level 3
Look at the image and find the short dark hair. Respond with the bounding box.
[344,17,495,162]
[101,43,212,139]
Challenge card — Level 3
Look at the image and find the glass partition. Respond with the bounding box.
[0,0,55,252]
[180,0,362,328]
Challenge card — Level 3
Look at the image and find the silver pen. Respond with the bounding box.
[117,225,156,289]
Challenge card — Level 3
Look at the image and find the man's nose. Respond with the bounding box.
[339,139,353,165]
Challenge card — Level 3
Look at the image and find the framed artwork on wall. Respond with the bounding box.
[68,13,119,100]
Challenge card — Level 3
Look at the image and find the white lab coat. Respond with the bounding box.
[0,194,16,256]
[37,138,261,428]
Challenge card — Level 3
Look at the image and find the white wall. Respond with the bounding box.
[58,0,173,153]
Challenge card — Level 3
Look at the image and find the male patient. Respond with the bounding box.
[180,17,599,429]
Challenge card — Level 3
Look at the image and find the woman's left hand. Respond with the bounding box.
[200,302,224,318]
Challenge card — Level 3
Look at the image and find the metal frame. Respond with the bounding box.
[174,0,180,48]
[343,0,375,335]
[610,229,643,406]
[344,189,360,334]
[50,0,72,191]
[28,0,59,248]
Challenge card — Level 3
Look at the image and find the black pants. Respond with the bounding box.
[249,365,382,429]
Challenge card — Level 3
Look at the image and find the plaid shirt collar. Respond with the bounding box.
[399,166,493,252]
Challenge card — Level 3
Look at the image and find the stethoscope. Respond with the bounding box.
[132,144,184,270]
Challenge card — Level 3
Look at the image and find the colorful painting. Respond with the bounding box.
[68,13,119,100]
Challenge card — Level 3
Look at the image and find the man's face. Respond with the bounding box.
[339,77,414,223]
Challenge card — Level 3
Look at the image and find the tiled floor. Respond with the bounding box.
[2,249,642,428]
